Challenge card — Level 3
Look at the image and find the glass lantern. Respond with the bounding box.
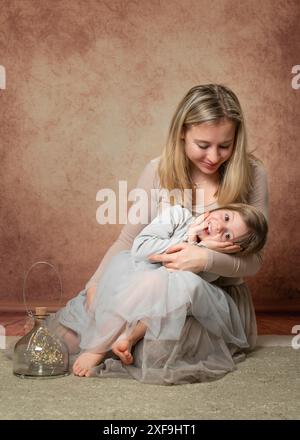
[13,306,69,378]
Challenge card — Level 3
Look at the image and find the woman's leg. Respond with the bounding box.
[56,325,81,355]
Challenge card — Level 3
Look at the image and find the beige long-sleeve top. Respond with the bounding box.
[86,156,269,290]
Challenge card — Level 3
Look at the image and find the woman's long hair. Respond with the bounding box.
[158,84,260,206]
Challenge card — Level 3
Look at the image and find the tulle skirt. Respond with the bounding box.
[47,250,257,385]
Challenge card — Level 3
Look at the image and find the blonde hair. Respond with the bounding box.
[209,203,268,255]
[158,84,259,206]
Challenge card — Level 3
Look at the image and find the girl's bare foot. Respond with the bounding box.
[112,338,133,365]
[112,322,147,365]
[73,352,105,377]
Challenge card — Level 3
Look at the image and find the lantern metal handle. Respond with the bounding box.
[22,261,63,317]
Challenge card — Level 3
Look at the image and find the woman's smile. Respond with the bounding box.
[201,161,218,170]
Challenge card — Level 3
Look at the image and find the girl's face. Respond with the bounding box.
[183,119,236,176]
[198,209,248,242]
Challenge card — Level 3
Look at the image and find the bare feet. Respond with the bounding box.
[112,322,147,365]
[73,352,105,377]
[112,338,133,365]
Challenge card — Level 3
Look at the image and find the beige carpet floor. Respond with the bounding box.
[0,337,299,420]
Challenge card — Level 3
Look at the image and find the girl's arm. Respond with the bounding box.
[203,160,269,277]
[131,205,192,260]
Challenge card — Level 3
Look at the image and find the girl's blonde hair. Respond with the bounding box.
[209,203,268,255]
[158,84,259,206]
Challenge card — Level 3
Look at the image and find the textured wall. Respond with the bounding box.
[0,0,299,309]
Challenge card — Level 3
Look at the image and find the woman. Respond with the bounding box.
[59,84,269,384]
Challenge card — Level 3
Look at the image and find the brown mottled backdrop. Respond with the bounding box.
[0,0,299,311]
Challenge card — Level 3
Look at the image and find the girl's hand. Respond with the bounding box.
[148,242,208,273]
[186,224,202,243]
[186,212,209,243]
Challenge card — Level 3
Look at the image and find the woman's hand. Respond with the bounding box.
[201,235,241,253]
[148,242,208,273]
[186,226,241,253]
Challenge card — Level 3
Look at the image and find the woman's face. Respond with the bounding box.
[198,209,248,242]
[183,119,236,175]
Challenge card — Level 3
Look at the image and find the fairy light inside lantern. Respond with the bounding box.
[13,262,69,379]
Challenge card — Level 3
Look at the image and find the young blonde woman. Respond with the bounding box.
[52,84,269,384]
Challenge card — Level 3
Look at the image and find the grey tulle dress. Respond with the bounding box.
[47,204,255,385]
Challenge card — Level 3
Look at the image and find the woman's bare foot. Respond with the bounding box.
[73,352,105,377]
[112,338,133,365]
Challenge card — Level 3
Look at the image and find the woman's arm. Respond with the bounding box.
[85,159,160,290]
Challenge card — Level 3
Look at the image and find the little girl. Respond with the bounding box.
[52,202,268,379]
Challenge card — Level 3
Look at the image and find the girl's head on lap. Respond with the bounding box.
[200,203,268,255]
[159,84,254,206]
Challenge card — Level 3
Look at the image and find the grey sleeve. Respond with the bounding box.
[131,205,191,260]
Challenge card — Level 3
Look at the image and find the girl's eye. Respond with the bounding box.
[196,144,208,149]
[220,145,231,149]
[225,233,232,240]
[225,213,230,221]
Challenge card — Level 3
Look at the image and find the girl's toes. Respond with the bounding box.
[125,354,133,364]
[78,368,86,377]
[73,363,84,376]
[73,367,80,376]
